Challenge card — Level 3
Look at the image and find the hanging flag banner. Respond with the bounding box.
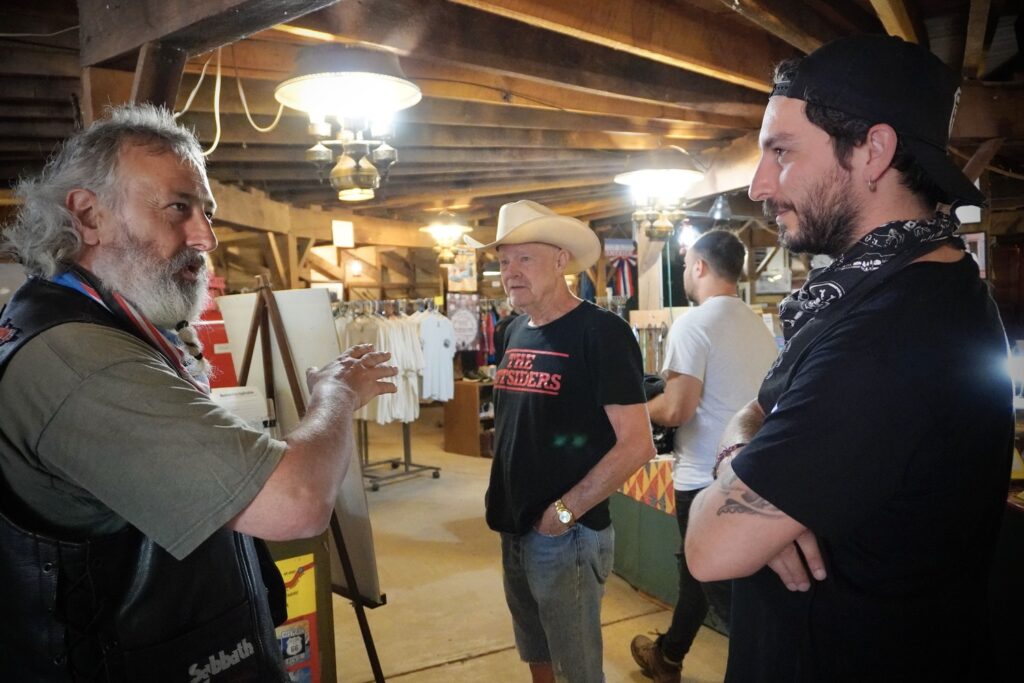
[605,239,637,299]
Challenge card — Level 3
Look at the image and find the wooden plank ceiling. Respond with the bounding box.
[1,0,1023,246]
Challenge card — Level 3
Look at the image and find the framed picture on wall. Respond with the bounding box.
[962,231,987,279]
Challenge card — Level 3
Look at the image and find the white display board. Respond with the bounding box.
[217,288,384,606]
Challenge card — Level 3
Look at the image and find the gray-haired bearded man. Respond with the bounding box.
[0,104,396,681]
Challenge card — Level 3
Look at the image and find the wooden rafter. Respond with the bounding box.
[283,0,770,115]
[448,0,795,91]
[963,0,993,78]
[868,0,925,45]
[714,0,843,54]
[77,0,341,66]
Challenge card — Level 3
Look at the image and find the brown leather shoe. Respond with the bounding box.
[630,634,682,683]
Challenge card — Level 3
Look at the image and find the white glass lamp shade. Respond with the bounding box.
[275,45,422,120]
[420,213,471,248]
[338,188,375,202]
[614,147,704,205]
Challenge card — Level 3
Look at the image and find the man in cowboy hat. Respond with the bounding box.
[466,200,655,683]
[685,35,1012,682]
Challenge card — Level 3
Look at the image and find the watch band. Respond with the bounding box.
[554,498,575,526]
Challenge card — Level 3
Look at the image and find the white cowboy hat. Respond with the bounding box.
[463,200,601,273]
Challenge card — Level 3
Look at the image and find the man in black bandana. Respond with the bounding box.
[686,35,1013,682]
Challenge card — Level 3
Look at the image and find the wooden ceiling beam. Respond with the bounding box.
[208,180,436,247]
[206,145,629,166]
[179,112,689,149]
[77,0,341,67]
[0,103,75,120]
[214,162,626,185]
[306,251,348,282]
[284,0,770,117]
[713,0,844,54]
[0,75,79,102]
[961,138,1004,184]
[868,0,926,45]
[278,175,615,209]
[176,68,746,136]
[447,0,794,91]
[399,99,738,138]
[953,81,1024,140]
[963,0,993,78]
[802,0,881,35]
[0,44,79,78]
[0,120,75,139]
[195,44,761,129]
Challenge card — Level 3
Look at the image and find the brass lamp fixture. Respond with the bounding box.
[275,45,422,202]
[615,147,705,240]
[420,211,472,265]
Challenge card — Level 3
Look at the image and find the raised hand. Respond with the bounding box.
[307,344,398,409]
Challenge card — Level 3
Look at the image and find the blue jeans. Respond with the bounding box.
[501,524,615,683]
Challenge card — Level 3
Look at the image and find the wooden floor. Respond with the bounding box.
[332,407,729,682]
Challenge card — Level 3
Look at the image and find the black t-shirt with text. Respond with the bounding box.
[485,301,645,535]
[728,256,1013,683]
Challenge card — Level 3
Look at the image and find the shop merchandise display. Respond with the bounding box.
[335,301,457,420]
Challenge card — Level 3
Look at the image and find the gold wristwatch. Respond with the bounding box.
[554,499,575,527]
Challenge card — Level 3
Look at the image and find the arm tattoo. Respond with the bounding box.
[715,470,783,518]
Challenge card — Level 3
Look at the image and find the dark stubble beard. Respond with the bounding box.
[92,225,209,328]
[764,167,861,258]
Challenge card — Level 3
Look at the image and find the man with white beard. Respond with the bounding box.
[0,104,397,681]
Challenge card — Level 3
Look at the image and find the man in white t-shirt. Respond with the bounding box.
[631,230,778,682]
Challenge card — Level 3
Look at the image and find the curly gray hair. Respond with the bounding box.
[1,104,206,277]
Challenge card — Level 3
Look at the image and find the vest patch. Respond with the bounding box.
[188,637,256,682]
[0,320,20,345]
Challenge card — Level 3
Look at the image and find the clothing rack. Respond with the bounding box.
[356,420,441,491]
[336,297,438,317]
[338,299,446,490]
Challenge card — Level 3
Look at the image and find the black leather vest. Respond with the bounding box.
[0,278,289,682]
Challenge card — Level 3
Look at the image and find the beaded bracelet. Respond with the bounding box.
[712,442,748,479]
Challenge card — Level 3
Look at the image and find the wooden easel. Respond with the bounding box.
[237,275,387,683]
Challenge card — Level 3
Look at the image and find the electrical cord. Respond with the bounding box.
[173,54,214,120]
[231,45,284,133]
[0,25,78,38]
[201,47,223,157]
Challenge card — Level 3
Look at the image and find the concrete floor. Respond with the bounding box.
[332,407,728,683]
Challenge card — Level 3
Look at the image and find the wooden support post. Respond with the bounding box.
[80,67,133,126]
[286,233,301,289]
[130,41,187,109]
[961,138,1004,184]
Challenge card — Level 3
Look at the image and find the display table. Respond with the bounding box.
[610,457,679,605]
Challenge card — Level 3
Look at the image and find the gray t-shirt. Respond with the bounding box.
[0,322,285,560]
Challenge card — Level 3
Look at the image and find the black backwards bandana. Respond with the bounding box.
[759,212,963,408]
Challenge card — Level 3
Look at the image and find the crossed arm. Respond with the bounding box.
[685,400,826,589]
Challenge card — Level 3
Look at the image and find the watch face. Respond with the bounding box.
[557,509,573,524]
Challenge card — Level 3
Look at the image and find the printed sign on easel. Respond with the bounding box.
[275,554,320,683]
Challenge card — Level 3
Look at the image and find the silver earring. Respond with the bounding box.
[867,178,877,192]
